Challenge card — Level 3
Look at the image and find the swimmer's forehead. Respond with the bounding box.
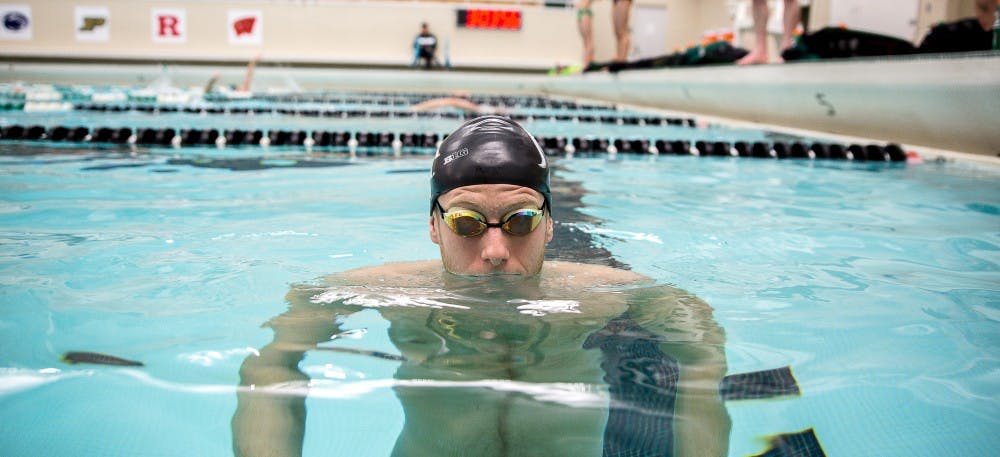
[439,184,543,209]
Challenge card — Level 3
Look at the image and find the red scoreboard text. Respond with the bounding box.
[456,9,522,31]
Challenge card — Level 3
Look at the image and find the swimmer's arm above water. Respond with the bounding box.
[411,97,490,114]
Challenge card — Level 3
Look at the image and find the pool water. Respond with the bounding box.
[1,105,998,455]
[565,157,1000,456]
[0,148,437,456]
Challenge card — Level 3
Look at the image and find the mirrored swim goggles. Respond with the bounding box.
[435,200,546,237]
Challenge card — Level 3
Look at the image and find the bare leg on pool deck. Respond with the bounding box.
[612,0,633,62]
[974,0,993,31]
[779,0,802,56]
[738,0,800,65]
[577,0,595,68]
[737,0,771,65]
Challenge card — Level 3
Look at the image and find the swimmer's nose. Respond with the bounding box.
[480,227,510,266]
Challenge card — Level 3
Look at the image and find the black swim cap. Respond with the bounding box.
[430,115,550,212]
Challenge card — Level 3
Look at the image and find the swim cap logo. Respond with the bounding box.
[529,136,547,169]
[442,148,469,165]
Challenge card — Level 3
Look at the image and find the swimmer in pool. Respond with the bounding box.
[204,54,259,95]
[410,92,505,116]
[231,116,730,457]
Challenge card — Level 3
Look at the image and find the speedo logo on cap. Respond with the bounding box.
[442,148,469,165]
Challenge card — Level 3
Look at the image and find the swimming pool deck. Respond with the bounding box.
[546,53,1000,161]
[3,53,998,160]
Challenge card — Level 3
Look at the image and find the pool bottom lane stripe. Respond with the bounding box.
[584,312,679,457]
[749,428,827,457]
[721,366,801,401]
[551,165,819,456]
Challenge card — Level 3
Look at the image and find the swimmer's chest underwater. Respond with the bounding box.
[373,293,630,371]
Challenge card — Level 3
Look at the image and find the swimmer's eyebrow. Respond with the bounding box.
[446,197,542,214]
[500,198,544,212]
[440,197,481,210]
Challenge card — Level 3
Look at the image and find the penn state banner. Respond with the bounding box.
[0,4,32,40]
[75,6,110,42]
[228,10,262,45]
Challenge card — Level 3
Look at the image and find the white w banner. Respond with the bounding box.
[228,10,262,45]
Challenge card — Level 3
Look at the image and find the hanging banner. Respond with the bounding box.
[75,6,110,42]
[0,4,32,40]
[152,8,186,43]
[228,10,262,45]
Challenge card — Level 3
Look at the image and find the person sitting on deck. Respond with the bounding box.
[414,22,440,70]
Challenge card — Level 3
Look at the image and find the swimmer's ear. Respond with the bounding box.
[429,214,441,245]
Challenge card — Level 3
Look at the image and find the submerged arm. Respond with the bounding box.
[630,286,731,457]
[231,287,347,457]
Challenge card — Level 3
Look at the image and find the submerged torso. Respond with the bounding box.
[296,261,699,457]
[382,298,625,457]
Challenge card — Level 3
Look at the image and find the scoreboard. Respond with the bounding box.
[456,9,522,31]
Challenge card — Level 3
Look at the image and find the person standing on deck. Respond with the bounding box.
[737,0,803,65]
[577,0,634,69]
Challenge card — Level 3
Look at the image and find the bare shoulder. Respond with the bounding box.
[325,260,444,287]
[540,261,651,289]
[314,259,650,290]
[283,260,443,309]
